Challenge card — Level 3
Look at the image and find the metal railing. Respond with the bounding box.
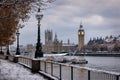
[0,55,120,80]
[0,54,6,59]
[18,56,32,68]
[39,60,120,80]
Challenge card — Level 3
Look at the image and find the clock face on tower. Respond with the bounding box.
[78,31,84,35]
[78,32,81,35]
[81,31,84,35]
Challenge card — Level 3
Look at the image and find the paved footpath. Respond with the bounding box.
[0,59,47,80]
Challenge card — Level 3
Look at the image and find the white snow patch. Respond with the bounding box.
[0,59,47,80]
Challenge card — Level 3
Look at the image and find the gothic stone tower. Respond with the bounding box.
[45,30,53,45]
[78,23,85,51]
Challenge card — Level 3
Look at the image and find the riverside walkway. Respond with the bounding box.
[0,54,120,80]
[0,59,47,80]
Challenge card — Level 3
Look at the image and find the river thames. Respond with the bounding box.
[32,53,120,73]
[85,56,120,73]
[25,52,120,73]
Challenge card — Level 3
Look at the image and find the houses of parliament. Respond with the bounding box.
[43,24,85,53]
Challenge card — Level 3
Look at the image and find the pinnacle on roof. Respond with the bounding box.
[80,22,83,29]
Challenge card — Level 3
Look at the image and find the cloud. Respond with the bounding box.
[13,0,120,46]
[73,15,105,26]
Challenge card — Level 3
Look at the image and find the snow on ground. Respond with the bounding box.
[0,59,47,80]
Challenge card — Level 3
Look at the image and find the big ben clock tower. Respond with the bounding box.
[78,23,85,51]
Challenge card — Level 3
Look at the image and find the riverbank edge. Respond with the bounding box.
[73,53,120,57]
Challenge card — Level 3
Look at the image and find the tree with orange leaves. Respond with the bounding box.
[0,0,55,46]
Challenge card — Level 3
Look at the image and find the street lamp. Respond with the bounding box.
[16,24,23,55]
[35,8,43,58]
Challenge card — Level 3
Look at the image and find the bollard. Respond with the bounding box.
[32,59,40,73]
[14,56,19,63]
[5,55,8,60]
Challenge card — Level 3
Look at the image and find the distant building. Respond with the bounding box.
[43,29,77,53]
[87,37,104,48]
[43,30,62,53]
[87,35,120,52]
[26,44,35,53]
[78,23,85,51]
[62,39,76,52]
[45,30,53,45]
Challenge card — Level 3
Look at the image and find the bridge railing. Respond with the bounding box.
[0,54,120,80]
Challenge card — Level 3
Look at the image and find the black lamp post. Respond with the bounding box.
[16,29,20,55]
[6,45,10,55]
[16,24,23,55]
[0,46,3,54]
[35,8,43,58]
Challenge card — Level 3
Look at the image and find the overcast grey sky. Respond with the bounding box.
[13,0,120,46]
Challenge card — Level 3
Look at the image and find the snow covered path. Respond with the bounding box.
[0,59,47,80]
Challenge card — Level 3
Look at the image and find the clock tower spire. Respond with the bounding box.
[78,23,85,51]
